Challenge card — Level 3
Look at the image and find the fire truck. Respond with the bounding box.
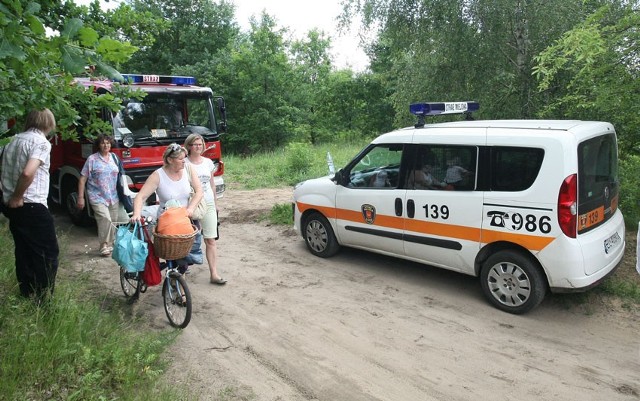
[50,73,227,226]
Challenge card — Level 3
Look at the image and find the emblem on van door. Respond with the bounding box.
[362,204,376,224]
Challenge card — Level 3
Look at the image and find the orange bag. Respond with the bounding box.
[156,207,193,235]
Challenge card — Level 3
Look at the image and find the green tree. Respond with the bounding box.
[315,69,393,141]
[233,13,299,152]
[181,13,297,154]
[0,0,136,139]
[342,0,597,122]
[290,29,333,144]
[533,3,640,152]
[48,0,166,65]
[122,0,238,74]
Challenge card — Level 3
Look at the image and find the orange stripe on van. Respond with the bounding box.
[296,202,337,219]
[405,220,482,242]
[336,208,406,230]
[479,230,554,251]
[297,202,405,228]
[296,202,555,251]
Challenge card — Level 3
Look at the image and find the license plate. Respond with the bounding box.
[603,232,621,254]
[578,206,605,231]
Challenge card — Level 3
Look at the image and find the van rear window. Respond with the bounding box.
[491,147,544,191]
[577,134,619,234]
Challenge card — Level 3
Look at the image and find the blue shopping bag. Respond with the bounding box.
[112,222,148,272]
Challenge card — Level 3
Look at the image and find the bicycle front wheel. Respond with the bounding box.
[120,266,141,298]
[162,272,192,328]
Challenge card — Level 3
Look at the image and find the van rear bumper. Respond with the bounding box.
[549,252,623,293]
[548,235,625,293]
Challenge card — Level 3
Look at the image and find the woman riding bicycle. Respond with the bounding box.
[130,143,203,241]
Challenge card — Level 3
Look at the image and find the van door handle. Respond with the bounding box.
[407,199,415,218]
[395,198,403,216]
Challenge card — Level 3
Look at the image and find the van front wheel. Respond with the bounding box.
[303,212,339,258]
[480,250,546,314]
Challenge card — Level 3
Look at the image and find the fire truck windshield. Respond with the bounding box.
[113,93,216,143]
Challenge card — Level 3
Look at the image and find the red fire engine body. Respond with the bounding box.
[49,74,227,225]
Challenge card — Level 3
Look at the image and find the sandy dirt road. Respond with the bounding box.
[58,188,640,401]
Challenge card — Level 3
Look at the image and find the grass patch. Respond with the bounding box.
[0,222,190,400]
[268,203,293,225]
[598,275,640,301]
[224,140,370,189]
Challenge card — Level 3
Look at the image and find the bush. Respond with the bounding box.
[619,155,640,227]
[284,142,313,175]
[269,203,293,225]
[0,223,187,400]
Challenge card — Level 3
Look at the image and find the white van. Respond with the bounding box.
[293,102,625,314]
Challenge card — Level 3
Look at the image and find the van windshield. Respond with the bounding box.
[577,133,619,234]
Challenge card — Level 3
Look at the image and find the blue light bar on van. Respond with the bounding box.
[119,74,196,85]
[410,101,479,116]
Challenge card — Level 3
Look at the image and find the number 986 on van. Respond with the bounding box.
[293,102,625,314]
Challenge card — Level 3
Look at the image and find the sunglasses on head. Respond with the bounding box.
[169,143,186,154]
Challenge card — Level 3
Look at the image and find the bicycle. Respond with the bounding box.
[119,216,196,329]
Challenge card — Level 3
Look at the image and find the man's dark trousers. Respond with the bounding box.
[5,203,59,298]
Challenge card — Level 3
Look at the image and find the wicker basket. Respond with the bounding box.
[153,225,198,260]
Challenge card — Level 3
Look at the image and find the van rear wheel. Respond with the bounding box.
[480,250,546,314]
[303,212,339,258]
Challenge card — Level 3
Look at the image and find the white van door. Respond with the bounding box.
[334,143,407,257]
[402,143,484,274]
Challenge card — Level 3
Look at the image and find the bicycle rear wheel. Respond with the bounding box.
[120,266,141,298]
[162,272,192,328]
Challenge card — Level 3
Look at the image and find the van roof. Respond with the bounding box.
[374,119,615,144]
[412,119,608,131]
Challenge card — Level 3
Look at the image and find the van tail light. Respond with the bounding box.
[558,174,577,238]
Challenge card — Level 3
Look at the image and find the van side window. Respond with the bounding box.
[410,146,477,190]
[347,145,403,188]
[491,147,544,191]
[406,146,443,190]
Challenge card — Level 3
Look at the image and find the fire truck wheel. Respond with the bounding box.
[64,180,92,227]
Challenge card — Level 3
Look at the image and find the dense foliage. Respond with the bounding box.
[0,0,139,140]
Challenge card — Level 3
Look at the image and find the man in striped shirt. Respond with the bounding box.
[1,108,59,302]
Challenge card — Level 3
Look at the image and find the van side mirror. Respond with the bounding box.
[332,169,344,185]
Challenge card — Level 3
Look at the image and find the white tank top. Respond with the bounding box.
[155,167,190,212]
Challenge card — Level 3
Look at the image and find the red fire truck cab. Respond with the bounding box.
[50,74,227,225]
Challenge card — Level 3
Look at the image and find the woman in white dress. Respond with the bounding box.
[184,134,226,285]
